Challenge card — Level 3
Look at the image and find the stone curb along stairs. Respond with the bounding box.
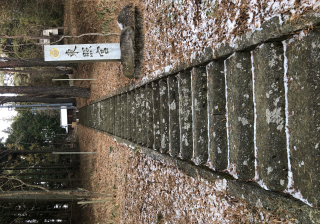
[81,12,320,223]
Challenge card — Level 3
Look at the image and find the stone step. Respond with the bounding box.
[121,93,126,138]
[119,94,123,137]
[126,91,131,140]
[225,52,254,179]
[153,81,161,150]
[207,60,228,170]
[168,75,180,157]
[85,104,89,127]
[110,96,115,135]
[114,96,117,136]
[140,86,147,146]
[100,99,108,132]
[192,67,208,165]
[108,98,112,133]
[85,104,90,127]
[159,78,169,153]
[97,102,102,131]
[115,95,121,137]
[135,88,142,144]
[89,103,94,128]
[178,71,193,160]
[286,29,320,207]
[129,90,136,142]
[146,84,154,148]
[92,103,97,128]
[253,42,287,191]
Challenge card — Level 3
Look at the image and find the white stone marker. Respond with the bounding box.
[44,43,121,63]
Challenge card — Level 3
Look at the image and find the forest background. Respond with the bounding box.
[0,1,86,223]
[0,0,67,142]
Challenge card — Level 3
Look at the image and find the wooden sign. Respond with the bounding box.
[44,43,121,63]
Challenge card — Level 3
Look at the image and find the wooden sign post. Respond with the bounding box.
[44,43,121,63]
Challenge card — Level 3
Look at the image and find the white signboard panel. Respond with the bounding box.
[44,43,121,63]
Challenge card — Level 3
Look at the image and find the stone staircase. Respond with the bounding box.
[79,20,320,223]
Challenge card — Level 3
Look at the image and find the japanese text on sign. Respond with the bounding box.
[66,46,79,57]
[65,46,110,57]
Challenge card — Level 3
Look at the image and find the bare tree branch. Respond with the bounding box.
[0,176,50,192]
[7,33,121,47]
[51,33,121,44]
[0,35,52,40]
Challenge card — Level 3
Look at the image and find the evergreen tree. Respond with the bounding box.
[4,111,66,150]
[0,0,64,58]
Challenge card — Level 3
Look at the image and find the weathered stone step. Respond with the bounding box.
[126,91,131,140]
[145,84,154,148]
[121,93,126,138]
[159,79,169,153]
[100,99,108,132]
[286,29,320,207]
[225,52,254,179]
[89,103,95,128]
[135,88,142,144]
[192,67,208,165]
[140,86,147,146]
[153,81,161,150]
[115,95,121,137]
[253,42,287,191]
[168,76,180,157]
[207,60,228,170]
[178,71,193,160]
[110,96,115,135]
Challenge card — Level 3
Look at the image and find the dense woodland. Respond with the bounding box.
[0,0,90,99]
[0,1,88,223]
[0,0,64,85]
[0,0,63,57]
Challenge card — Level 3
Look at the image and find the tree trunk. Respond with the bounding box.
[0,148,78,154]
[9,209,71,215]
[12,170,73,176]
[2,222,69,224]
[0,166,74,170]
[0,190,105,202]
[0,96,76,104]
[0,59,76,68]
[0,86,90,98]
[0,35,53,39]
[18,163,77,167]
[0,68,73,75]
[19,178,80,183]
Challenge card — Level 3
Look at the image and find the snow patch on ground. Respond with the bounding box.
[121,152,287,223]
[142,0,319,80]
